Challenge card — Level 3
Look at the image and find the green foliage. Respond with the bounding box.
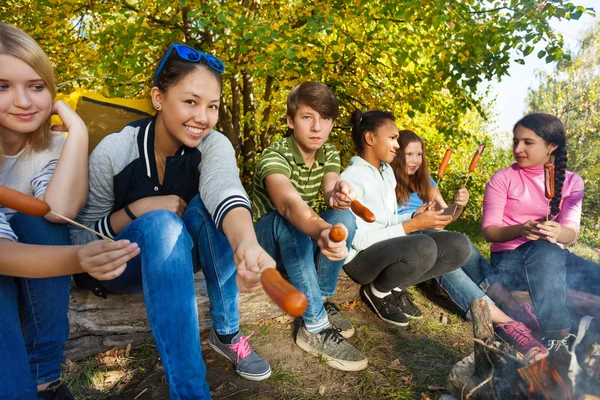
[0,0,593,180]
[526,21,600,246]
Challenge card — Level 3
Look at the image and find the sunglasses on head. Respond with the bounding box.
[154,43,225,87]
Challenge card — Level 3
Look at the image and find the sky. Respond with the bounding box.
[487,0,597,136]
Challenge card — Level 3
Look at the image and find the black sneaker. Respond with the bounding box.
[392,289,423,319]
[37,380,75,400]
[362,285,409,327]
[324,301,355,339]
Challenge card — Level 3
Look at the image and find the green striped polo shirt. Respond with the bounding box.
[252,136,340,221]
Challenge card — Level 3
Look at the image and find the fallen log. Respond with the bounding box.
[65,270,360,361]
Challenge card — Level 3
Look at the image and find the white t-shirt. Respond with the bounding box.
[0,133,66,241]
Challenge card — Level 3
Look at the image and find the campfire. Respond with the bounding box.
[447,299,600,400]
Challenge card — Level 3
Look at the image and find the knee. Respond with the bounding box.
[139,210,192,249]
[407,235,437,266]
[9,213,70,245]
[522,240,564,269]
[446,233,473,265]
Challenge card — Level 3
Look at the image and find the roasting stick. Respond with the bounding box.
[431,149,453,205]
[544,161,555,223]
[260,224,347,317]
[452,144,486,218]
[49,211,114,242]
[0,185,114,242]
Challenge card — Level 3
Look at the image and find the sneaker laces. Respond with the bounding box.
[547,334,577,352]
[324,302,340,316]
[499,322,533,347]
[320,327,345,344]
[229,332,253,362]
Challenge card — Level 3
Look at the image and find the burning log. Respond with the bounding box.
[518,357,572,400]
[447,299,591,399]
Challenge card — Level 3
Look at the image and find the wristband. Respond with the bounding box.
[124,205,137,221]
[411,212,416,219]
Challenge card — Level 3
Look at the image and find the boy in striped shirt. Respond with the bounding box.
[252,82,367,371]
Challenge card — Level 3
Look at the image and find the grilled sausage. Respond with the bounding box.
[0,185,50,217]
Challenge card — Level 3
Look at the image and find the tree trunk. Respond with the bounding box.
[65,270,360,361]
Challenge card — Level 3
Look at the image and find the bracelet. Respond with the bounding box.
[124,205,137,221]
[411,212,416,218]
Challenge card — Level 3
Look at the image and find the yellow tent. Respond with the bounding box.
[54,89,154,153]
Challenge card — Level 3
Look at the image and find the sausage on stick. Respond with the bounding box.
[431,149,453,203]
[259,224,347,317]
[451,144,486,218]
[0,185,114,242]
[350,200,376,223]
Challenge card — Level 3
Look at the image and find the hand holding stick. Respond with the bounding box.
[0,186,113,242]
[259,224,347,317]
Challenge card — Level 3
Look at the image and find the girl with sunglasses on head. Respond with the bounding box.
[482,113,600,351]
[391,129,548,361]
[339,110,471,328]
[0,23,135,400]
[71,43,275,398]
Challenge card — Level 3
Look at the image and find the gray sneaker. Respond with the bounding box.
[295,326,368,371]
[207,328,272,381]
[324,301,355,338]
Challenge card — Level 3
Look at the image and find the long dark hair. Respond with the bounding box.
[513,113,567,218]
[391,130,431,207]
[350,109,395,155]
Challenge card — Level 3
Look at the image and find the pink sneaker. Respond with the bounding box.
[511,303,542,340]
[497,321,548,362]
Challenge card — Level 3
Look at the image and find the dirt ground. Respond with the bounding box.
[65,283,474,399]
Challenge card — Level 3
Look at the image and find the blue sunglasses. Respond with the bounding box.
[154,43,225,87]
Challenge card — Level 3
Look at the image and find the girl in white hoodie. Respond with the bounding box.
[340,110,471,328]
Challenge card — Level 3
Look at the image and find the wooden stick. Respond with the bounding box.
[472,338,527,367]
[49,211,114,242]
[546,199,551,222]
[450,174,471,218]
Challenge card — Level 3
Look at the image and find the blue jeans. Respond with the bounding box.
[491,240,600,338]
[0,214,71,400]
[102,195,237,399]
[255,209,357,331]
[410,230,493,318]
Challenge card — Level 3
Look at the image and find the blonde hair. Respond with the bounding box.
[0,23,56,157]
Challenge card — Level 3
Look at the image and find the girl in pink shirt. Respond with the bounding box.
[482,113,599,348]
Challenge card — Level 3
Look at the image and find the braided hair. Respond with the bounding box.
[513,113,567,218]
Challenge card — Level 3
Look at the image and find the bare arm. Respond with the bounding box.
[0,239,139,279]
[265,174,347,261]
[483,223,528,243]
[221,207,276,292]
[43,101,89,221]
[266,174,330,240]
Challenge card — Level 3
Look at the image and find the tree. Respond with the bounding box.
[0,0,593,181]
[526,21,600,246]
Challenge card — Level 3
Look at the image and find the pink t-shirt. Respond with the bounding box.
[482,163,584,252]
